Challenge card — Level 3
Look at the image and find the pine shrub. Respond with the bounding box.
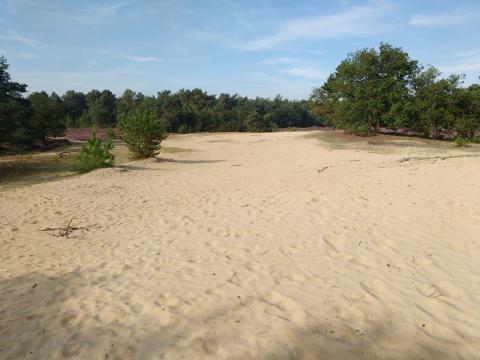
[120,108,167,158]
[72,127,114,173]
[454,136,470,147]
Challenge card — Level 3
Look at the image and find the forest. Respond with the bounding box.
[1,43,480,150]
[0,55,320,149]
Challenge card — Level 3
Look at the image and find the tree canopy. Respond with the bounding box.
[310,43,480,139]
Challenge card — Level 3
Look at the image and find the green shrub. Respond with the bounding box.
[177,124,191,134]
[72,127,114,173]
[120,108,167,158]
[106,127,116,139]
[346,123,374,136]
[454,136,470,147]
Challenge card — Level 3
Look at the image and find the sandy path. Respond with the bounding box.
[1,131,479,359]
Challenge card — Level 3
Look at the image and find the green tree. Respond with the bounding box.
[0,55,31,146]
[116,89,139,121]
[454,84,480,138]
[120,108,167,158]
[310,43,419,134]
[72,127,114,173]
[85,89,117,126]
[28,91,65,143]
[62,90,86,125]
[413,74,461,138]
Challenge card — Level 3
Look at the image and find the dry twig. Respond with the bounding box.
[40,218,88,237]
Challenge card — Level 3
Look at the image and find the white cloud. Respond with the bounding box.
[239,3,392,50]
[439,51,480,74]
[72,1,130,24]
[409,12,477,27]
[440,61,480,73]
[284,67,326,80]
[432,50,480,85]
[247,71,284,83]
[125,55,163,63]
[0,30,45,49]
[5,0,131,25]
[261,57,300,65]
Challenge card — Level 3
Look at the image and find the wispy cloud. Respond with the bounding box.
[410,11,478,27]
[261,57,300,65]
[239,3,392,50]
[5,0,131,25]
[284,66,326,80]
[247,71,283,83]
[125,55,163,63]
[0,30,45,49]
[73,1,130,24]
[439,50,480,75]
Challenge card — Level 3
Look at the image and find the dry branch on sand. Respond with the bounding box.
[40,218,90,237]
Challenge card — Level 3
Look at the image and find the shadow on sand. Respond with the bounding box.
[0,271,471,359]
[156,157,224,164]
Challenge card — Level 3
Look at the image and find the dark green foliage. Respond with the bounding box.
[0,55,31,146]
[116,89,144,121]
[77,112,90,128]
[62,90,86,125]
[310,43,480,139]
[1,56,66,147]
[120,108,167,158]
[310,43,419,133]
[2,55,322,151]
[28,91,65,142]
[85,89,116,126]
[65,114,75,128]
[4,45,479,150]
[154,89,321,133]
[413,74,458,138]
[72,127,114,173]
[456,84,480,138]
[106,127,116,139]
[454,137,470,146]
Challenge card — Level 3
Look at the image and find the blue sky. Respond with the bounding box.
[1,0,479,99]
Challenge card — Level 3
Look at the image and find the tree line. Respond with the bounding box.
[3,43,479,150]
[310,43,480,140]
[0,55,321,149]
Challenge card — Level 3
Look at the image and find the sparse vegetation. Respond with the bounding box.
[454,137,470,147]
[106,127,116,139]
[72,127,114,173]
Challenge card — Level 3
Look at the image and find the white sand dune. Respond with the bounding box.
[1,131,479,359]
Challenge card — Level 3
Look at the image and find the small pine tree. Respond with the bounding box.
[120,108,167,158]
[72,127,114,173]
[106,127,116,139]
[454,136,470,147]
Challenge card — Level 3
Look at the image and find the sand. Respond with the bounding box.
[1,131,479,359]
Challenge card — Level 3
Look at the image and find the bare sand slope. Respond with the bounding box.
[1,131,479,359]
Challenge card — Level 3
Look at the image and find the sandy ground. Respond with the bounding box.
[1,131,480,360]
